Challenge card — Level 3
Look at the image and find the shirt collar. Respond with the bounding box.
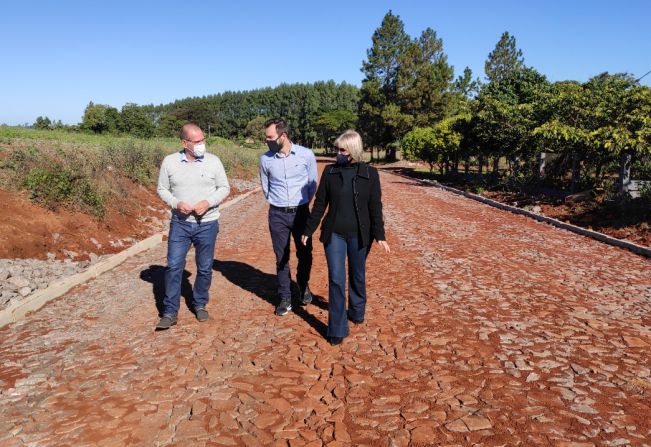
[273,143,297,158]
[179,149,204,162]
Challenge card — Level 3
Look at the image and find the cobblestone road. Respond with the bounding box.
[1,164,650,446]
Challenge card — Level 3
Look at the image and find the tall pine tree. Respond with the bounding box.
[485,31,524,83]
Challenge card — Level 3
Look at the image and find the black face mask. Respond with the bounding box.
[266,136,281,152]
[336,153,351,165]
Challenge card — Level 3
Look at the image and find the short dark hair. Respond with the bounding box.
[264,118,290,139]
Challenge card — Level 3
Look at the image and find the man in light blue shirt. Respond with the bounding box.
[260,118,317,316]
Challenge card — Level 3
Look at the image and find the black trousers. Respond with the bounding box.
[268,205,313,302]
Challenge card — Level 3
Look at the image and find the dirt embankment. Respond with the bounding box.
[0,183,167,260]
[0,179,257,261]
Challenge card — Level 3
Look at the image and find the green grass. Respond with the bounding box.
[0,127,265,217]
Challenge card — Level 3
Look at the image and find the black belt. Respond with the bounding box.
[270,204,307,213]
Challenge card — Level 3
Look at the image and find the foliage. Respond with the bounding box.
[118,103,155,138]
[138,80,359,148]
[244,116,268,142]
[0,128,265,219]
[402,117,463,172]
[484,31,524,83]
[314,110,358,148]
[358,11,457,149]
[33,116,52,130]
[24,165,105,217]
[81,102,121,134]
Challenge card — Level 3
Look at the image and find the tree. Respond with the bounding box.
[244,116,268,142]
[314,110,358,150]
[34,116,52,130]
[358,10,410,149]
[81,102,120,134]
[359,12,457,159]
[485,31,524,83]
[473,67,549,178]
[402,117,462,173]
[397,28,454,128]
[119,103,154,138]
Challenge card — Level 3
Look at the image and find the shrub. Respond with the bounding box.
[24,165,105,217]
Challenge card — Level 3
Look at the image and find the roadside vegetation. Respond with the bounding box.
[9,10,650,239]
[0,128,264,218]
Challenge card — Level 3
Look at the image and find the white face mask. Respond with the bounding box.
[190,143,206,158]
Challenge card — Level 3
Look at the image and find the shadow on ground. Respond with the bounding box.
[139,265,194,316]
[213,259,328,337]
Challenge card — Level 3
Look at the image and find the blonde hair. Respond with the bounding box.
[334,130,364,162]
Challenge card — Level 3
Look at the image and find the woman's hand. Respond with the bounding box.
[301,235,310,246]
[377,240,390,254]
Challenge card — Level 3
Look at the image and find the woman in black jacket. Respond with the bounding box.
[301,130,390,345]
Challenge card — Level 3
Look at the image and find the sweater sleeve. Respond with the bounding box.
[206,157,230,207]
[368,167,386,241]
[157,158,179,209]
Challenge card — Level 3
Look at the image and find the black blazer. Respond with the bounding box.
[304,162,386,247]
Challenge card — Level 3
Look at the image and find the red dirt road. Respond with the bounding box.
[1,163,650,446]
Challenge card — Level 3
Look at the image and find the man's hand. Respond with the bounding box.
[301,235,309,245]
[193,200,210,216]
[177,201,193,214]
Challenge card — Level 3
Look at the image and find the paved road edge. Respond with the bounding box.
[0,187,262,329]
[382,169,651,259]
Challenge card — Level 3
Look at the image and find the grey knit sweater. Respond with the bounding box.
[157,150,230,223]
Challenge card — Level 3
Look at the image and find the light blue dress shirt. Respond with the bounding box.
[259,143,318,207]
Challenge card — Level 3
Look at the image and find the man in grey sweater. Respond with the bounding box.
[155,123,230,330]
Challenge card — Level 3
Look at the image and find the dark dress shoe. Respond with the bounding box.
[328,336,344,345]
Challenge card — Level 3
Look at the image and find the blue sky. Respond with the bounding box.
[1,0,650,125]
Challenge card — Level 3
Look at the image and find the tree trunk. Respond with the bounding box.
[492,156,500,179]
[538,152,546,182]
[619,152,632,195]
[478,155,484,176]
[571,152,580,192]
[511,155,520,177]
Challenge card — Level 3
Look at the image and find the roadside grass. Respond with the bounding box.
[0,128,264,218]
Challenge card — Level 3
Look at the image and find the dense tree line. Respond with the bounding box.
[369,14,651,193]
[50,9,650,194]
[75,81,359,148]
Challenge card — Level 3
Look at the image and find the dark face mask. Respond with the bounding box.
[336,153,351,165]
[266,136,281,152]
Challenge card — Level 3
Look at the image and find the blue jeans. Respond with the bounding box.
[163,217,219,316]
[324,233,368,337]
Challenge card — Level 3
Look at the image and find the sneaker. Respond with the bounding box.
[275,300,292,316]
[300,286,313,306]
[155,314,177,330]
[196,307,208,322]
[328,336,344,346]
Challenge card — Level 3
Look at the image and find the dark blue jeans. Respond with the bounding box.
[163,217,219,316]
[268,205,312,302]
[324,233,368,337]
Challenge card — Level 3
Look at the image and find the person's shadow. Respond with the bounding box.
[213,259,328,337]
[139,265,194,317]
